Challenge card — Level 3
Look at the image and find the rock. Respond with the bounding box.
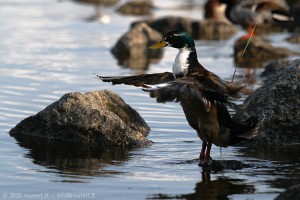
[132,16,194,38]
[201,160,251,172]
[286,34,300,44]
[193,19,238,40]
[233,59,300,146]
[10,90,151,147]
[261,60,290,78]
[111,22,163,69]
[116,0,153,16]
[234,36,295,68]
[73,0,119,6]
[274,184,300,200]
[131,16,237,40]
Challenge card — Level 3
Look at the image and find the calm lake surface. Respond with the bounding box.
[0,0,300,199]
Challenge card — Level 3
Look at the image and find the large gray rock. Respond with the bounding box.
[111,22,163,69]
[10,90,151,147]
[131,16,238,40]
[234,59,300,145]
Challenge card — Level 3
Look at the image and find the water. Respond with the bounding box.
[0,0,300,199]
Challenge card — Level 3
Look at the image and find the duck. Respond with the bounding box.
[143,75,258,166]
[96,31,258,165]
[96,31,248,100]
[204,0,226,20]
[218,0,293,39]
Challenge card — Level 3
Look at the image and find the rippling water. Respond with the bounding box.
[0,0,300,199]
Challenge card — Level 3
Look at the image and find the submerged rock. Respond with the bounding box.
[234,36,294,68]
[201,160,251,172]
[10,90,151,147]
[234,59,300,145]
[116,0,153,15]
[132,16,237,40]
[111,22,163,69]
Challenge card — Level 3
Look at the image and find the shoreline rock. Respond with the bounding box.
[10,90,151,148]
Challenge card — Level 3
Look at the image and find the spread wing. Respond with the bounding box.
[94,72,174,87]
[143,77,228,111]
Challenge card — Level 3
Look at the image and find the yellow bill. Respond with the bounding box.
[148,40,167,49]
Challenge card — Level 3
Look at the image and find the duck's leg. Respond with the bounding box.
[199,142,207,161]
[205,142,212,162]
[199,142,209,166]
[199,142,213,166]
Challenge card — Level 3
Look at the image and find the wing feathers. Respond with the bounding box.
[143,77,228,110]
[94,72,174,87]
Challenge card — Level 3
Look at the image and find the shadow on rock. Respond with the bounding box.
[148,173,255,200]
[14,134,130,177]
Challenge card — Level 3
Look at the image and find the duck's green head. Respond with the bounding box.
[149,31,195,49]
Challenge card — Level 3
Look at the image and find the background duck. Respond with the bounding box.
[218,0,294,38]
[143,76,258,166]
[96,31,249,99]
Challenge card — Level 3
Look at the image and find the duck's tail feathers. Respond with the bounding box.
[237,116,259,139]
[224,80,253,99]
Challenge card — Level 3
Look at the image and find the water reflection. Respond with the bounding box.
[13,134,130,178]
[148,173,255,199]
[238,145,300,190]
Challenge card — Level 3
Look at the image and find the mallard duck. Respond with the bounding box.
[96,31,248,99]
[218,0,293,38]
[143,76,258,165]
[204,0,226,20]
[96,31,258,165]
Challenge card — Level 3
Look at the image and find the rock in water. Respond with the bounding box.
[275,184,300,200]
[234,36,294,68]
[10,90,151,147]
[111,22,163,69]
[132,16,237,40]
[234,59,300,145]
[116,0,153,15]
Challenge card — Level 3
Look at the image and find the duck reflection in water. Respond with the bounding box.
[148,172,255,200]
